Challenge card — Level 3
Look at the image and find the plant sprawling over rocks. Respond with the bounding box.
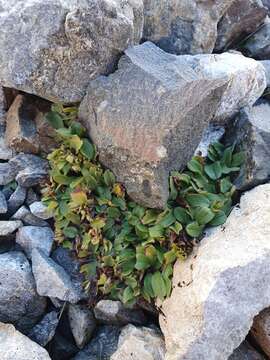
[42,104,244,306]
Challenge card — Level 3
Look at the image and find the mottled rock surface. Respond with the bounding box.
[229,340,266,359]
[0,220,22,236]
[30,201,53,219]
[0,191,7,214]
[111,324,165,360]
[244,19,270,59]
[160,184,270,360]
[251,308,270,358]
[0,322,51,360]
[29,311,59,347]
[0,0,143,102]
[0,251,46,332]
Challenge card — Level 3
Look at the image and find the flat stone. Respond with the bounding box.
[0,322,51,360]
[0,0,143,103]
[28,311,59,347]
[9,153,48,173]
[16,167,48,187]
[29,201,53,220]
[68,304,96,349]
[0,220,22,236]
[160,184,270,360]
[0,191,7,214]
[74,325,121,360]
[111,324,165,360]
[5,94,39,154]
[79,42,265,208]
[7,185,27,214]
[225,100,270,190]
[94,300,146,326]
[0,251,46,333]
[215,0,267,51]
[12,206,48,227]
[32,248,83,304]
[0,163,16,185]
[16,226,54,258]
[229,340,266,359]
[251,307,270,358]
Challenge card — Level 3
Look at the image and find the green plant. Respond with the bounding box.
[42,104,244,306]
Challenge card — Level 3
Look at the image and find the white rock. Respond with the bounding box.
[111,324,165,360]
[160,184,270,360]
[0,322,51,360]
[30,201,53,219]
[0,220,22,236]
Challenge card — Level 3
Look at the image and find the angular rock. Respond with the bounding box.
[12,206,49,227]
[0,322,51,360]
[74,325,121,360]
[225,100,270,190]
[30,201,53,220]
[244,19,270,60]
[0,162,16,185]
[160,184,270,360]
[251,308,270,358]
[5,94,39,154]
[9,153,48,173]
[0,137,14,161]
[0,251,46,333]
[0,0,143,103]
[28,311,59,347]
[195,124,225,157]
[0,220,22,236]
[16,226,54,258]
[16,167,48,187]
[68,304,96,349]
[51,333,79,360]
[143,0,234,54]
[79,42,265,208]
[0,191,7,214]
[215,0,267,51]
[229,340,266,359]
[263,0,270,10]
[94,300,146,326]
[111,324,165,360]
[25,188,40,206]
[7,185,27,214]
[32,248,83,303]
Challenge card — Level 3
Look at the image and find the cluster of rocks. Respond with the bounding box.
[0,0,270,359]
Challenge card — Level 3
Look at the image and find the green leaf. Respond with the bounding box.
[143,273,154,298]
[123,287,134,304]
[187,158,203,174]
[68,135,83,152]
[70,191,88,206]
[103,170,116,187]
[142,210,158,225]
[135,254,151,270]
[80,139,95,160]
[174,207,192,224]
[149,224,164,238]
[169,176,178,200]
[220,177,232,193]
[159,211,176,228]
[209,210,227,226]
[232,151,245,167]
[164,249,177,265]
[169,221,183,235]
[70,122,85,137]
[186,194,210,208]
[194,207,215,225]
[186,222,204,237]
[63,226,78,239]
[46,111,64,129]
[151,271,167,300]
[91,218,106,230]
[205,161,222,180]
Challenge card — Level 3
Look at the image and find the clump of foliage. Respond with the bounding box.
[42,104,244,306]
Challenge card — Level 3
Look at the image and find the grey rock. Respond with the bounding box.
[51,333,79,360]
[111,324,165,360]
[51,247,86,300]
[9,153,48,173]
[12,205,49,227]
[143,0,234,55]
[160,184,270,360]
[229,340,266,359]
[79,42,265,208]
[225,100,270,190]
[0,322,51,360]
[16,167,48,187]
[263,0,270,10]
[0,251,46,333]
[194,124,225,157]
[29,311,59,347]
[32,248,83,303]
[260,60,270,87]
[94,300,146,326]
[0,220,22,235]
[30,201,53,220]
[68,304,96,349]
[0,0,143,103]
[7,185,27,214]
[215,0,267,51]
[16,226,54,258]
[0,162,16,185]
[25,188,40,206]
[0,138,14,161]
[74,325,121,360]
[244,19,270,59]
[0,191,7,214]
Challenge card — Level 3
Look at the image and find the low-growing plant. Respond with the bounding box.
[42,104,244,306]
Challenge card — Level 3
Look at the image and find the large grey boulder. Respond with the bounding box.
[225,100,270,190]
[0,251,46,333]
[160,184,270,360]
[0,322,51,360]
[111,324,165,360]
[79,42,265,208]
[0,0,143,103]
[143,0,234,55]
[215,0,267,51]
